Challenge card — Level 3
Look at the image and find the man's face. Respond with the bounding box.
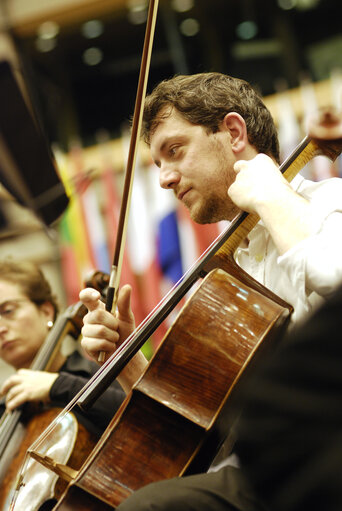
[150,107,241,224]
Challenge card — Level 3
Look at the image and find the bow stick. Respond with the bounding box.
[98,0,159,362]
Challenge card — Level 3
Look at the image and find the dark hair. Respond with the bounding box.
[0,260,59,319]
[142,72,280,163]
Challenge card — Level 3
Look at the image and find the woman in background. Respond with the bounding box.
[0,259,125,437]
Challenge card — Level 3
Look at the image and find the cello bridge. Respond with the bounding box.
[28,450,79,482]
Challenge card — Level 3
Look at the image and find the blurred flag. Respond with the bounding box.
[98,145,147,331]
[300,74,336,180]
[330,68,342,177]
[274,79,301,162]
[126,158,168,347]
[330,68,342,111]
[54,146,94,303]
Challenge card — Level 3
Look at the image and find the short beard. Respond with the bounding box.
[190,196,227,224]
[190,194,241,224]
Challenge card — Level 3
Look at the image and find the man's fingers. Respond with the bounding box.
[117,285,133,321]
[81,336,117,361]
[81,321,119,341]
[79,288,104,312]
[233,160,247,173]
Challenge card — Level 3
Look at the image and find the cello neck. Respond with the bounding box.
[31,301,86,372]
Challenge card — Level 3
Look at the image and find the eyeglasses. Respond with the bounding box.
[0,299,31,321]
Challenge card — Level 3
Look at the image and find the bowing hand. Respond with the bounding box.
[0,369,58,412]
[80,285,135,364]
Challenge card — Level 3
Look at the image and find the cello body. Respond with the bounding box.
[53,262,291,510]
[0,409,96,511]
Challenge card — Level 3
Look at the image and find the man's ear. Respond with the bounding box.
[221,112,248,155]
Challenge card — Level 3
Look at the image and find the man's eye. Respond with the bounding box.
[169,146,178,156]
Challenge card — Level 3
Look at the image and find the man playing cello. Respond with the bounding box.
[80,72,342,511]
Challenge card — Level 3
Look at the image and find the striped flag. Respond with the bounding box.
[300,75,336,180]
[54,146,93,303]
[274,79,301,162]
[98,150,148,331]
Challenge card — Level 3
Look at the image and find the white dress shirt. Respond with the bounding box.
[235,174,342,325]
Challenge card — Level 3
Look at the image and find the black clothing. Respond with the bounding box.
[235,283,342,511]
[117,466,265,511]
[49,350,125,437]
[0,350,125,438]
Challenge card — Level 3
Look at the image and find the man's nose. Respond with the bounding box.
[159,164,181,190]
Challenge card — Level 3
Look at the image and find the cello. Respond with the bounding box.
[19,108,342,510]
[0,271,109,510]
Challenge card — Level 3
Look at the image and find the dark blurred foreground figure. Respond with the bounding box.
[235,283,342,511]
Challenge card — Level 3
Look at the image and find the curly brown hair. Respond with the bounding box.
[0,260,59,319]
[142,72,280,163]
